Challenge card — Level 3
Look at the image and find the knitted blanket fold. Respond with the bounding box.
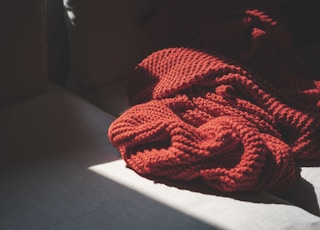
[108,1,320,193]
[108,47,320,193]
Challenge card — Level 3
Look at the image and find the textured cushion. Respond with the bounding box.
[1,83,320,229]
[0,83,117,165]
[67,76,130,116]
[0,82,218,229]
[0,0,47,103]
[63,0,156,87]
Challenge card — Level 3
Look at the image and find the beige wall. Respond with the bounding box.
[0,0,47,103]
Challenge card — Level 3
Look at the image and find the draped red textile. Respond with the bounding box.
[108,1,320,193]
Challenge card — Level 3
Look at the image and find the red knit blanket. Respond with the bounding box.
[108,2,320,193]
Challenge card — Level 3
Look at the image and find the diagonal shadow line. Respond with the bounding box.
[273,177,320,217]
[145,170,320,217]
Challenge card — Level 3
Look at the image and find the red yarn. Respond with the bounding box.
[108,2,320,193]
[108,47,320,193]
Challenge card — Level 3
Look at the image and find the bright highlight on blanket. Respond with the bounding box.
[108,1,320,193]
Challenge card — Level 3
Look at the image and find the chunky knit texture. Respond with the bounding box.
[108,2,320,193]
[109,47,320,193]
